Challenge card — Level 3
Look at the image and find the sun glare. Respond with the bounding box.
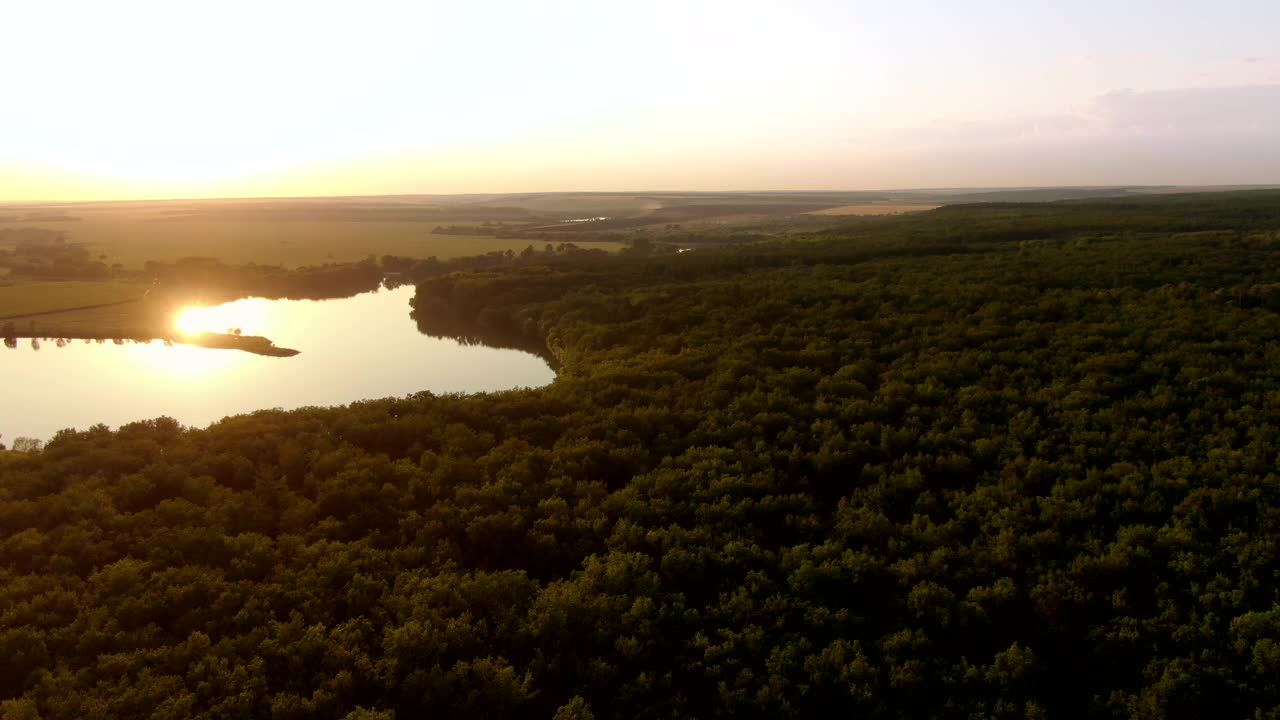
[174,303,262,337]
[174,306,212,336]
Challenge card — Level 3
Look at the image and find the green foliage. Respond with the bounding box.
[2,191,1280,717]
[141,256,386,301]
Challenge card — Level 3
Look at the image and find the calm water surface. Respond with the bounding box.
[1,286,554,442]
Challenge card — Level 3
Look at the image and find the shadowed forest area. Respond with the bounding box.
[2,192,1280,718]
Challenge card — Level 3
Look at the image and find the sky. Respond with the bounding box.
[2,0,1278,200]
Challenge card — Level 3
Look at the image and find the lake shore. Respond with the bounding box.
[3,327,299,357]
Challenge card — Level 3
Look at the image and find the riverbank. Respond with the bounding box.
[3,327,299,357]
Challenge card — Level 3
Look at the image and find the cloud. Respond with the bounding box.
[887,83,1280,149]
[852,84,1280,186]
[1092,84,1280,137]
[888,115,1087,146]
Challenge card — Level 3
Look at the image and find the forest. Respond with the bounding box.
[0,229,111,281]
[1,191,1279,718]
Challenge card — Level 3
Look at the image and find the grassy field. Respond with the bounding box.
[0,219,620,270]
[0,281,146,319]
[0,194,949,267]
[3,298,157,337]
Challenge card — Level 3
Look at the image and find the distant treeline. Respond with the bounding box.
[0,228,110,280]
[380,242,618,285]
[810,190,1280,246]
[143,256,386,301]
[430,222,532,237]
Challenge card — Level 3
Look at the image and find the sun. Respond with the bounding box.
[174,306,210,336]
[172,301,264,337]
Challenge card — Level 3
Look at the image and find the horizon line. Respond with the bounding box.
[5,184,1280,206]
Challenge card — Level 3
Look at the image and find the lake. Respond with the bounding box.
[1,285,555,443]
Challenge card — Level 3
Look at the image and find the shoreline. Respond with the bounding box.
[3,329,300,357]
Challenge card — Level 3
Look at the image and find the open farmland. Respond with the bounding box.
[0,281,145,319]
[3,190,1246,273]
[0,218,619,270]
[1,194,897,268]
[464,193,664,216]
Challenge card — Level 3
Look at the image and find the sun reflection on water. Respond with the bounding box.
[174,303,264,337]
[124,338,243,377]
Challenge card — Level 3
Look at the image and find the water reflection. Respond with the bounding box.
[175,305,243,336]
[1,286,555,441]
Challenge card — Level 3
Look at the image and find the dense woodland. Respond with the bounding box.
[2,192,1279,718]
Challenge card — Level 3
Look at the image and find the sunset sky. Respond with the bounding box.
[3,0,1278,200]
